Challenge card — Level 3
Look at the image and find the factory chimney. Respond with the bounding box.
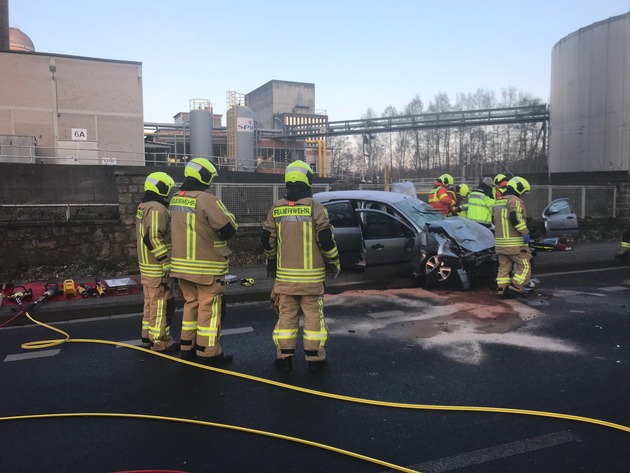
[0,0,9,52]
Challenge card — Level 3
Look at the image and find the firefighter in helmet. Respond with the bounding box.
[466,177,495,228]
[493,173,510,200]
[261,160,340,373]
[493,176,532,296]
[429,173,456,216]
[136,171,177,352]
[449,183,470,217]
[170,158,238,365]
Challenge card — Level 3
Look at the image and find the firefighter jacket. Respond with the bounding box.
[169,190,238,284]
[136,198,171,288]
[428,183,455,216]
[262,197,338,296]
[493,194,529,255]
[467,187,495,225]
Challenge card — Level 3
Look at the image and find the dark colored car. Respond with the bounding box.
[313,190,497,290]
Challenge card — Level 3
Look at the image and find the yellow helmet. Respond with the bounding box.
[437,173,453,186]
[493,173,508,187]
[456,183,470,198]
[144,172,175,197]
[184,157,217,185]
[507,176,531,195]
[285,160,313,187]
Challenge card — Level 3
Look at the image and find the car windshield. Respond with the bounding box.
[394,198,445,227]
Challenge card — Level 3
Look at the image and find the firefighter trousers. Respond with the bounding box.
[142,282,175,351]
[496,248,532,291]
[179,277,225,358]
[273,294,328,361]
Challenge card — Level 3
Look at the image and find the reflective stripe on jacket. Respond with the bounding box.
[262,197,336,296]
[466,190,495,224]
[136,201,171,286]
[170,190,238,284]
[493,195,528,254]
[428,185,455,216]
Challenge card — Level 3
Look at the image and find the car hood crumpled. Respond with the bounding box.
[428,217,495,252]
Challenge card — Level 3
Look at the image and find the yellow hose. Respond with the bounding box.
[5,310,630,473]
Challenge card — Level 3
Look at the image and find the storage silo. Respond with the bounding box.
[189,99,213,161]
[236,106,256,172]
[549,12,630,173]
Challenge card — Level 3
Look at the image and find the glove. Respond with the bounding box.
[161,262,172,277]
[266,259,277,278]
[523,234,531,244]
[326,259,340,279]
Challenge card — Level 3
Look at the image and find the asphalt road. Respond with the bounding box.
[1,262,629,473]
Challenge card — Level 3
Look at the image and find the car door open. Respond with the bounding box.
[356,209,419,273]
[543,198,579,238]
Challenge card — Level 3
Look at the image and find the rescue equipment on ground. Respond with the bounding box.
[77,283,98,298]
[240,278,255,287]
[63,279,76,296]
[94,278,106,297]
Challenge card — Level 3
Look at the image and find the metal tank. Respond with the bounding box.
[549,12,630,173]
[236,106,256,172]
[189,99,213,161]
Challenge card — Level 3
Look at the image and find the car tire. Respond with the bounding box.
[423,254,454,288]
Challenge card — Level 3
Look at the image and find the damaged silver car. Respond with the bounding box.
[313,189,497,290]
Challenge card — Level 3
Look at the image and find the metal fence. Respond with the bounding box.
[212,183,329,227]
[359,183,617,219]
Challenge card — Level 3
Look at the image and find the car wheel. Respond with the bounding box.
[423,254,453,288]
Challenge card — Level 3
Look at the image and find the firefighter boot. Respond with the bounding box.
[308,359,328,372]
[274,356,293,373]
[197,352,233,366]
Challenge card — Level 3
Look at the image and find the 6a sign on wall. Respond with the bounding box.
[71,128,88,140]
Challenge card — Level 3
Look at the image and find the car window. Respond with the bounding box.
[360,211,409,239]
[324,201,357,228]
[394,198,444,227]
[547,199,573,215]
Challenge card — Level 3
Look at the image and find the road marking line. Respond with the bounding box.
[600,286,628,292]
[223,327,254,335]
[115,327,255,348]
[4,349,61,362]
[368,310,405,319]
[393,430,578,473]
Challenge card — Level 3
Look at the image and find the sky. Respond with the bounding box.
[8,0,630,124]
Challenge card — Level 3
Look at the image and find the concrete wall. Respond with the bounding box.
[0,51,144,165]
[0,164,290,271]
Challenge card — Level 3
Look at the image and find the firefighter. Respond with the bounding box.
[466,177,495,228]
[136,172,177,352]
[170,158,238,365]
[493,173,510,200]
[261,160,340,373]
[493,176,532,296]
[615,226,630,262]
[428,173,456,216]
[449,183,470,217]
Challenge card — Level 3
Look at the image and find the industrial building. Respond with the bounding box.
[549,12,630,174]
[0,26,145,166]
[0,0,628,180]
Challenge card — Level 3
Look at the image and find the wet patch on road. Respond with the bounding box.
[327,287,581,365]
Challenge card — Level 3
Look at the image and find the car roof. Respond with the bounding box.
[313,190,412,204]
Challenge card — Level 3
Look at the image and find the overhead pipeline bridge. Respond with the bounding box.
[278,104,549,139]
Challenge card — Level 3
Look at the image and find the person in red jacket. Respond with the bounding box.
[493,173,510,200]
[428,173,456,216]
